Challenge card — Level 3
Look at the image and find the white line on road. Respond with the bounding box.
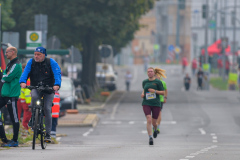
[212,136,217,139]
[190,153,199,155]
[129,121,135,124]
[213,140,218,143]
[83,128,94,137]
[185,156,195,158]
[101,121,122,124]
[56,137,61,141]
[198,128,206,135]
[179,159,189,160]
[141,130,147,134]
[110,93,125,120]
[210,133,216,136]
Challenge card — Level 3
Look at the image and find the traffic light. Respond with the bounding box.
[179,0,185,10]
[202,4,208,19]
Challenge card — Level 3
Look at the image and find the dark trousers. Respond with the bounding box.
[51,117,58,132]
[126,82,130,91]
[197,78,203,90]
[0,97,19,142]
[184,83,190,91]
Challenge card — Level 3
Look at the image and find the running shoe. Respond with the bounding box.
[157,128,160,134]
[2,140,18,147]
[153,130,158,138]
[149,137,153,145]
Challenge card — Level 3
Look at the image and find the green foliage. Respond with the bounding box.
[11,0,154,86]
[0,0,15,30]
[209,77,228,90]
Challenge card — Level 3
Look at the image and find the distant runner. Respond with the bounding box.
[141,67,164,145]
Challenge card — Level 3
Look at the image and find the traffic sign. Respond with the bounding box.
[174,46,181,54]
[26,31,42,50]
[99,46,111,58]
[209,20,216,30]
[168,45,174,52]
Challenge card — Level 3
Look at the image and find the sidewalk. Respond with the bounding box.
[58,91,115,127]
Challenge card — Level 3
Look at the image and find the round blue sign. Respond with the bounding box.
[168,45,174,52]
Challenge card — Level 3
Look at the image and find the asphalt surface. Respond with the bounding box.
[1,64,240,160]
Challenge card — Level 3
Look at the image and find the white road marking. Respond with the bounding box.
[190,153,199,155]
[198,128,206,135]
[56,137,61,141]
[83,128,94,137]
[210,133,216,136]
[141,130,147,134]
[185,156,195,158]
[102,121,122,124]
[212,136,217,139]
[129,121,135,124]
[111,93,125,120]
[213,140,218,143]
[179,159,189,160]
[181,145,218,160]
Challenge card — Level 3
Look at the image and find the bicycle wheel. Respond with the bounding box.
[40,116,47,149]
[32,108,39,150]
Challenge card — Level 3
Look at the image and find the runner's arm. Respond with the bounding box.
[164,89,168,103]
[141,90,144,98]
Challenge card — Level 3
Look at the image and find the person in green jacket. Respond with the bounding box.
[153,67,167,134]
[0,47,22,147]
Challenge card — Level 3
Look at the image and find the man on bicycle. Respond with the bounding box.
[19,47,61,142]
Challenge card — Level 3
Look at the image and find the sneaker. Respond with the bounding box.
[50,134,56,138]
[44,133,52,143]
[149,137,153,145]
[157,128,160,134]
[153,130,158,138]
[2,140,18,147]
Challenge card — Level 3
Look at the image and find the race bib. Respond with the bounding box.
[146,92,156,100]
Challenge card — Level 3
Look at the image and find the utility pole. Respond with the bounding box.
[222,0,227,81]
[204,0,209,64]
[213,1,218,42]
[71,45,74,109]
[232,0,237,72]
[219,0,222,37]
[176,0,180,61]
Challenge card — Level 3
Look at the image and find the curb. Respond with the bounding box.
[58,114,99,127]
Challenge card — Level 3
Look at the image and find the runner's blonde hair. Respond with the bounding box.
[154,67,167,79]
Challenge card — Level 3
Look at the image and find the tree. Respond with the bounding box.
[0,0,15,30]
[11,0,154,88]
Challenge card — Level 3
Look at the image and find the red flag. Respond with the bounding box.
[1,48,6,70]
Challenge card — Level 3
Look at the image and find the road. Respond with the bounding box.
[1,64,240,160]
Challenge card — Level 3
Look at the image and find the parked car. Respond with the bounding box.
[59,76,77,114]
[96,63,117,91]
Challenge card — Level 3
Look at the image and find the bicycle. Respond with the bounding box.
[26,85,53,150]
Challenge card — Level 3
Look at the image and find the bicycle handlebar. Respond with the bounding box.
[26,85,54,92]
